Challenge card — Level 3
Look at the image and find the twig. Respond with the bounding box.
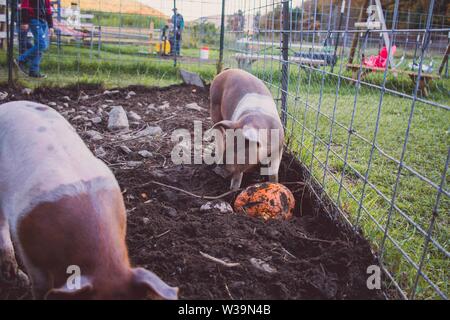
[280,246,297,259]
[224,282,234,300]
[155,229,171,238]
[154,115,176,124]
[134,180,242,200]
[199,251,241,268]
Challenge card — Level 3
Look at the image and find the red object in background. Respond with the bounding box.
[363,45,397,68]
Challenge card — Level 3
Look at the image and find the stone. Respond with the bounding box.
[0,92,8,101]
[22,88,33,95]
[95,146,107,158]
[142,217,150,225]
[126,161,143,168]
[120,145,132,154]
[62,96,71,102]
[108,106,129,131]
[200,201,234,214]
[128,111,142,121]
[48,102,57,107]
[85,130,103,141]
[250,258,277,274]
[138,150,153,158]
[186,102,206,112]
[137,125,162,137]
[91,117,102,124]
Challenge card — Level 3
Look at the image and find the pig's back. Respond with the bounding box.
[0,101,118,225]
[211,69,273,120]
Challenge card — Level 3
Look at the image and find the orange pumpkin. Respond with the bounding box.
[234,183,295,221]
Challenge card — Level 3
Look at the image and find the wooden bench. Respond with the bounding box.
[347,64,439,97]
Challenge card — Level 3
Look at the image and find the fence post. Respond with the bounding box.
[6,0,16,85]
[217,0,226,74]
[280,0,290,128]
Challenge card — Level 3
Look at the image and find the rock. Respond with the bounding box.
[103,90,120,95]
[128,111,142,121]
[250,258,277,274]
[164,207,178,217]
[108,106,129,131]
[186,102,206,112]
[126,91,136,99]
[91,117,102,124]
[137,125,162,137]
[62,96,71,102]
[68,108,76,113]
[71,115,82,121]
[48,102,57,107]
[158,102,170,110]
[87,109,94,115]
[151,169,166,179]
[95,146,107,158]
[63,103,69,108]
[142,217,150,225]
[22,88,33,95]
[137,102,143,107]
[0,92,7,101]
[120,145,132,154]
[126,161,143,168]
[200,201,234,214]
[138,150,153,158]
[80,94,89,101]
[79,111,87,115]
[105,99,114,103]
[85,130,103,141]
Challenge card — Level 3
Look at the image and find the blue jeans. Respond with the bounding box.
[18,19,49,74]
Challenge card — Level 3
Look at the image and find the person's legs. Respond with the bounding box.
[29,21,49,75]
[18,19,49,75]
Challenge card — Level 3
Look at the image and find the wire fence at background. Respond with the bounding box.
[223,0,449,300]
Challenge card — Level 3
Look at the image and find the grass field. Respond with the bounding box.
[246,59,449,299]
[1,39,449,299]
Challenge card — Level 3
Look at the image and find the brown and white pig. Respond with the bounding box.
[0,101,178,300]
[209,68,285,190]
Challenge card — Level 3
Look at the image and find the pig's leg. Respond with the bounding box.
[26,266,51,300]
[230,172,243,190]
[0,209,29,286]
[268,148,283,183]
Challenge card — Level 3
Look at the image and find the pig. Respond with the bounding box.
[0,101,178,300]
[209,69,285,190]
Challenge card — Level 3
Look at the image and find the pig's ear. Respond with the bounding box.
[211,120,236,132]
[242,125,261,143]
[44,277,94,300]
[131,267,179,300]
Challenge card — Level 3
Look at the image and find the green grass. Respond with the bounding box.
[247,62,449,299]
[0,42,219,88]
[84,11,166,29]
[1,40,449,299]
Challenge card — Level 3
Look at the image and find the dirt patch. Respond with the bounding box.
[0,84,385,300]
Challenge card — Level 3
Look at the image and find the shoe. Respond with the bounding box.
[14,59,28,75]
[29,72,47,79]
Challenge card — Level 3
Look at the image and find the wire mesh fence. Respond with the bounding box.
[223,0,449,300]
[0,0,449,300]
[1,0,224,86]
